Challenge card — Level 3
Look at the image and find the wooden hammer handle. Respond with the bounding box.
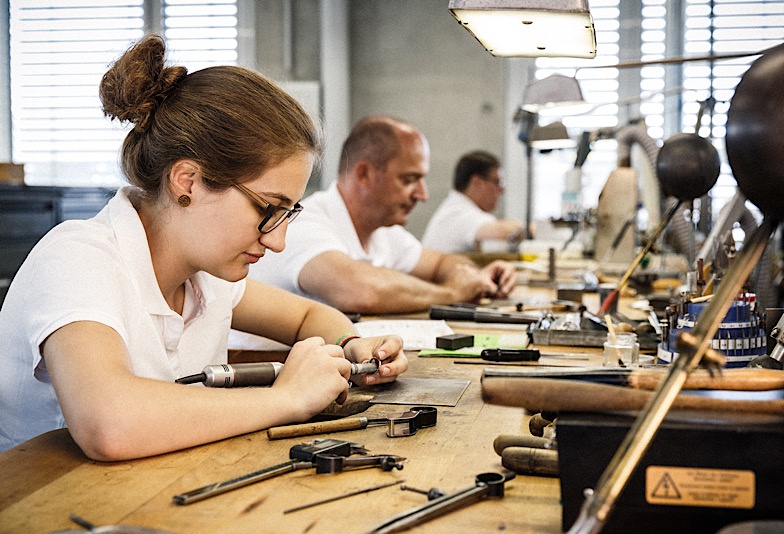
[630,368,784,391]
[267,417,369,440]
[482,377,784,415]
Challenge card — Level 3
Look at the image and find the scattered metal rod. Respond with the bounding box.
[68,513,173,533]
[284,480,403,514]
[69,514,96,530]
[399,483,446,500]
[365,471,514,534]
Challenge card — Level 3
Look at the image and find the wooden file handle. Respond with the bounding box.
[482,377,784,415]
[493,434,551,455]
[630,368,784,391]
[267,417,369,440]
[501,447,559,477]
[485,367,784,391]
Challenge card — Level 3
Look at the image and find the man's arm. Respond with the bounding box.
[297,250,493,314]
[475,219,526,244]
[413,248,517,299]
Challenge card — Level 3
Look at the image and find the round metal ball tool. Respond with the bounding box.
[598,131,720,316]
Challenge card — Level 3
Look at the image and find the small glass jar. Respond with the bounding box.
[602,332,640,367]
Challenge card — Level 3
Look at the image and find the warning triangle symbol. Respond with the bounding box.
[652,473,682,499]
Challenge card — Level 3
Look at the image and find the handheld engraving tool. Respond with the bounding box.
[176,358,380,388]
[175,362,283,387]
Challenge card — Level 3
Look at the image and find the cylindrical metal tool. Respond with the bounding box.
[351,358,380,376]
[177,358,379,388]
[176,362,283,387]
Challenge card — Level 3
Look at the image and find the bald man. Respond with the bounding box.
[252,115,517,314]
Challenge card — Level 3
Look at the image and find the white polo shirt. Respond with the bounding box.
[422,190,497,253]
[0,187,245,452]
[251,181,423,300]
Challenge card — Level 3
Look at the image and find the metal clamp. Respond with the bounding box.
[314,454,405,474]
[386,406,438,438]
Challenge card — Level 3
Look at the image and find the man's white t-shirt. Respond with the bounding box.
[422,190,496,253]
[251,181,423,300]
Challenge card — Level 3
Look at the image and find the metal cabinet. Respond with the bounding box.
[0,185,115,306]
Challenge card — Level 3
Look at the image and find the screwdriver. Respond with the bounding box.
[176,358,380,388]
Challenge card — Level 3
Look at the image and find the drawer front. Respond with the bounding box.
[60,190,113,220]
[0,202,58,239]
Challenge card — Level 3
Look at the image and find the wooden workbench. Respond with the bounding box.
[0,273,618,534]
[0,335,602,534]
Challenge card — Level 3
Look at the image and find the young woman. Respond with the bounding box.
[0,35,406,461]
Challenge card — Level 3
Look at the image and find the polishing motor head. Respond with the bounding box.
[656,132,720,201]
[726,42,784,220]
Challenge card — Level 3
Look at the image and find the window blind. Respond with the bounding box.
[9,0,238,186]
[642,0,784,218]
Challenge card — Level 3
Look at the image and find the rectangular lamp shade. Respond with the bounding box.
[448,0,596,58]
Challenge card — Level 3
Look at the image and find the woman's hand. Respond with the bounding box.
[342,335,407,386]
[273,337,353,417]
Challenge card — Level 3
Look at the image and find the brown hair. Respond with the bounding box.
[453,150,500,191]
[337,115,416,177]
[100,34,322,202]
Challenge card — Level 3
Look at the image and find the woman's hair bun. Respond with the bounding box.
[99,34,188,132]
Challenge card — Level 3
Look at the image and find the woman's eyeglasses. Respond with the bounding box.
[233,183,303,234]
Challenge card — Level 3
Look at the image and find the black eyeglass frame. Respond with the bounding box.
[233,183,303,234]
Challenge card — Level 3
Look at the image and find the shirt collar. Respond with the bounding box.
[106,187,213,318]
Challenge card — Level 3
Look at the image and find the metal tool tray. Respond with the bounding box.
[530,328,660,350]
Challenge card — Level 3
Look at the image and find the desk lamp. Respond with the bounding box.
[515,74,585,239]
[448,0,596,58]
[528,121,576,151]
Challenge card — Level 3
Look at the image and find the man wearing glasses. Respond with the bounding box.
[422,150,525,254]
[249,115,517,315]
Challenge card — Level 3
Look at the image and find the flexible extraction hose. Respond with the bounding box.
[614,122,694,256]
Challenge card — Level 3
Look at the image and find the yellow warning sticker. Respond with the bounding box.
[646,466,755,509]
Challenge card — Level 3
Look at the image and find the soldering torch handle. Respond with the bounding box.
[203,362,283,387]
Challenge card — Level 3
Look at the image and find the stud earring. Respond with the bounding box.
[177,195,191,207]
